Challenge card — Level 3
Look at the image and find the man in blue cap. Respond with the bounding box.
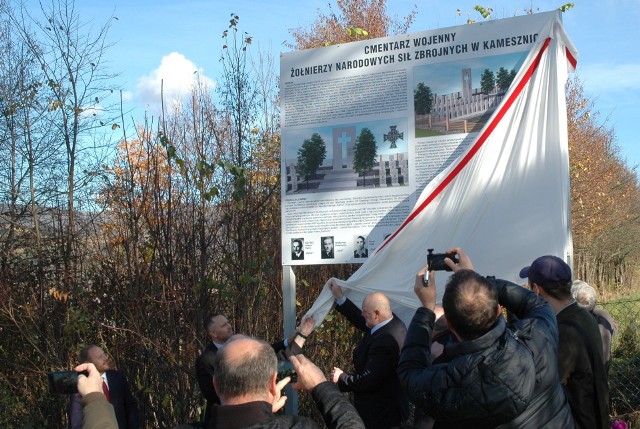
[520,255,610,429]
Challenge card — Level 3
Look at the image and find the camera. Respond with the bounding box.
[47,370,89,394]
[276,360,297,384]
[427,249,459,271]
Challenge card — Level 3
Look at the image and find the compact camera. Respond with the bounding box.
[427,249,459,271]
[47,370,89,394]
[276,360,297,384]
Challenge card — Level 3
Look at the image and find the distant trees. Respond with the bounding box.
[496,67,516,91]
[480,68,495,94]
[8,0,118,287]
[480,67,515,94]
[297,133,327,186]
[353,127,377,186]
[567,77,640,291]
[0,4,48,268]
[0,6,289,427]
[1,0,119,425]
[414,82,433,115]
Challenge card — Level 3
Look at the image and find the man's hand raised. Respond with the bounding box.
[289,354,327,392]
[74,363,103,397]
[445,247,474,271]
[328,278,344,300]
[414,262,436,311]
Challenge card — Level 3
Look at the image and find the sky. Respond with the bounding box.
[23,0,640,169]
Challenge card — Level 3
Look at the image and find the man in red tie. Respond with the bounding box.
[68,345,139,429]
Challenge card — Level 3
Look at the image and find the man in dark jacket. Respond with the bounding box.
[572,279,617,375]
[329,283,409,429]
[398,248,574,429]
[208,336,364,429]
[521,256,609,429]
[196,314,235,426]
[197,314,315,426]
[69,345,138,429]
[73,362,118,429]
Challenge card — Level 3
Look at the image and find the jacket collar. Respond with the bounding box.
[212,401,274,429]
[443,315,506,358]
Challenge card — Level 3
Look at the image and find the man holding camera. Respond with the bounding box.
[209,336,364,428]
[398,248,574,428]
[69,345,139,429]
[71,362,118,429]
[196,314,315,426]
[329,283,409,429]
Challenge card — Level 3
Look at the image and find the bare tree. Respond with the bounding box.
[0,1,120,425]
[10,0,118,287]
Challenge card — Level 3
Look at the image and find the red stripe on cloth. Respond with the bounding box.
[375,38,552,255]
[566,47,577,69]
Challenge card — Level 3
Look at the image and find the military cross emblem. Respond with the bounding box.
[383,125,403,149]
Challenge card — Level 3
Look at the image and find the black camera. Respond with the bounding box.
[47,370,89,394]
[427,249,459,271]
[276,360,297,384]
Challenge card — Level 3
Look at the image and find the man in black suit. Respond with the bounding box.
[195,314,234,427]
[291,238,304,260]
[329,281,409,429]
[69,345,139,429]
[321,236,334,259]
[196,313,315,426]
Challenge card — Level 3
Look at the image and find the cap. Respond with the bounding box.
[519,255,572,289]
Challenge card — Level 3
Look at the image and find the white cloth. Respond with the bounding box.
[304,12,578,328]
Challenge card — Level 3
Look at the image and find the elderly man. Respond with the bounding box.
[329,282,409,429]
[398,248,574,428]
[196,314,234,425]
[572,279,617,374]
[209,336,364,429]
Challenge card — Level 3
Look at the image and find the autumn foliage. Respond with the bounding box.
[287,0,416,49]
[567,78,640,293]
[0,1,639,428]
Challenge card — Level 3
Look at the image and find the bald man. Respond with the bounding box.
[329,282,409,429]
[210,336,364,429]
[196,313,314,426]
